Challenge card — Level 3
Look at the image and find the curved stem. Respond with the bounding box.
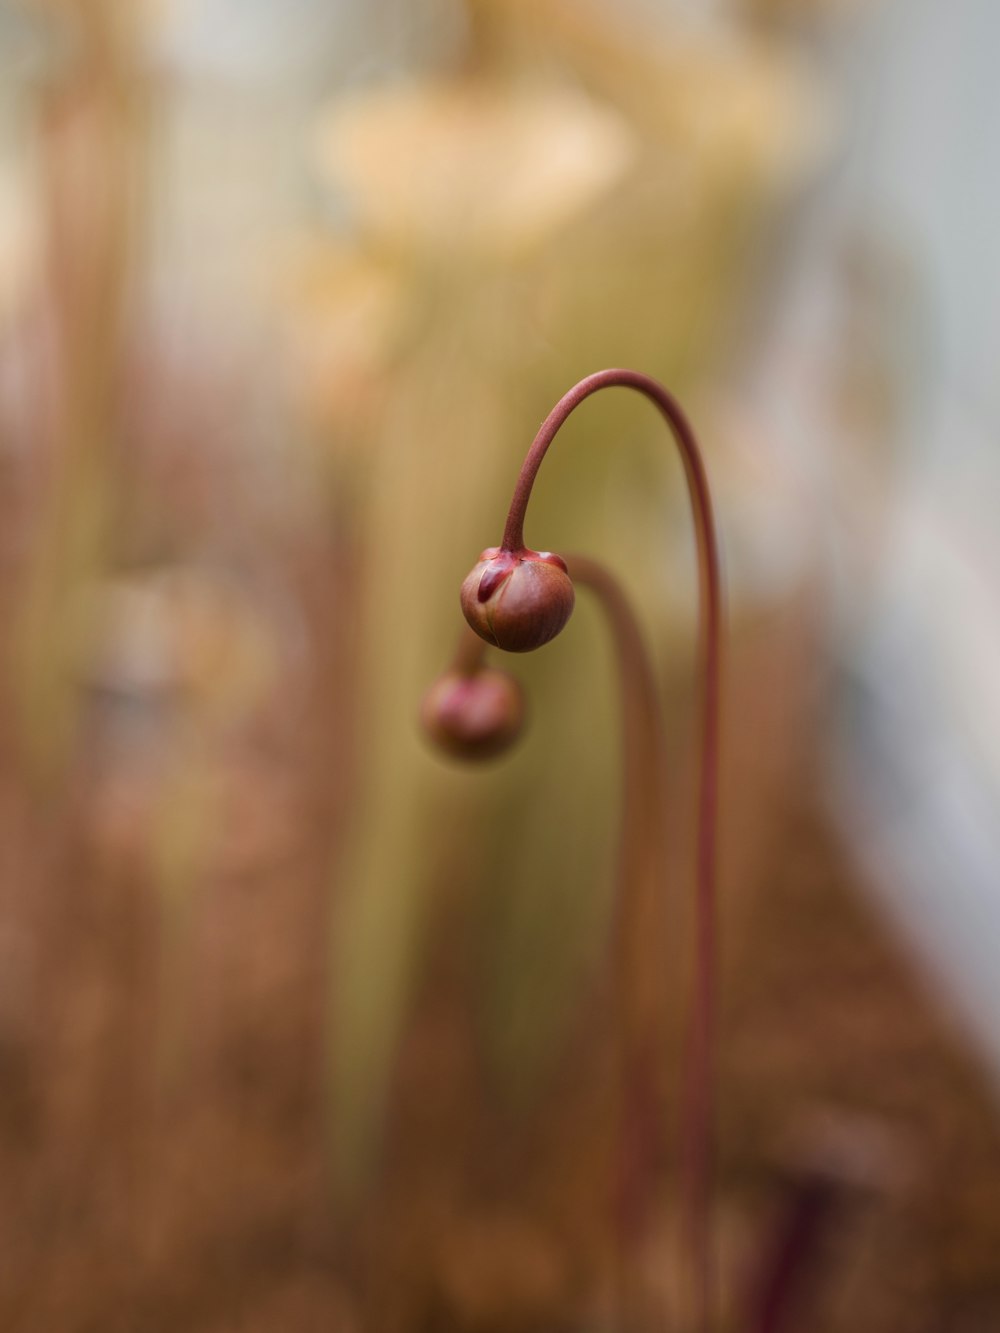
[563,555,669,981]
[503,369,722,1333]
[447,568,669,914]
[564,554,670,1328]
[449,555,672,1296]
[444,546,697,1322]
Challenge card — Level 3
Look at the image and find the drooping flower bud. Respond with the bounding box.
[421,666,525,761]
[460,547,575,653]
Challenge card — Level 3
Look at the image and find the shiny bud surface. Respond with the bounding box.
[460,546,575,653]
[421,667,525,761]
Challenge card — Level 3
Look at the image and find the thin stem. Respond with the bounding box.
[502,369,722,1333]
[565,554,670,1328]
[743,1176,839,1333]
[450,624,493,677]
[563,555,669,1008]
[446,555,672,1317]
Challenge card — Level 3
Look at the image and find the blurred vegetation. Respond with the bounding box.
[1,2,996,1331]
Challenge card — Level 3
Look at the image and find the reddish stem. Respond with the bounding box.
[564,554,670,1325]
[447,554,672,1310]
[502,369,722,1333]
[450,624,493,677]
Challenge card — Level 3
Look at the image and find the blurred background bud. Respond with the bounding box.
[421,665,525,761]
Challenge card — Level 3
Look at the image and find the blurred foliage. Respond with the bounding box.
[294,0,828,1198]
[8,3,988,1332]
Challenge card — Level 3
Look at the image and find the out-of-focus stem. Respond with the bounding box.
[502,369,722,1333]
[563,554,669,1328]
[448,624,494,678]
[563,555,669,1033]
[445,554,672,1318]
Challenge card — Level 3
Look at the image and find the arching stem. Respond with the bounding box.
[503,370,722,1333]
[563,554,670,1328]
[443,553,679,1324]
[446,564,668,959]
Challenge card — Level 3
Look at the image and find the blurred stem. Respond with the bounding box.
[461,0,507,74]
[501,369,722,1333]
[562,553,669,1329]
[15,0,148,781]
[449,624,493,677]
[446,554,671,1320]
[743,1175,839,1333]
[447,561,668,935]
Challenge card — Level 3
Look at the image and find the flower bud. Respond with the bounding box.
[421,666,525,761]
[460,547,575,653]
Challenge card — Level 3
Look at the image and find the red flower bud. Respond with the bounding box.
[421,666,525,761]
[459,547,575,653]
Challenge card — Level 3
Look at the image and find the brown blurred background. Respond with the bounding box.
[0,0,999,1329]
